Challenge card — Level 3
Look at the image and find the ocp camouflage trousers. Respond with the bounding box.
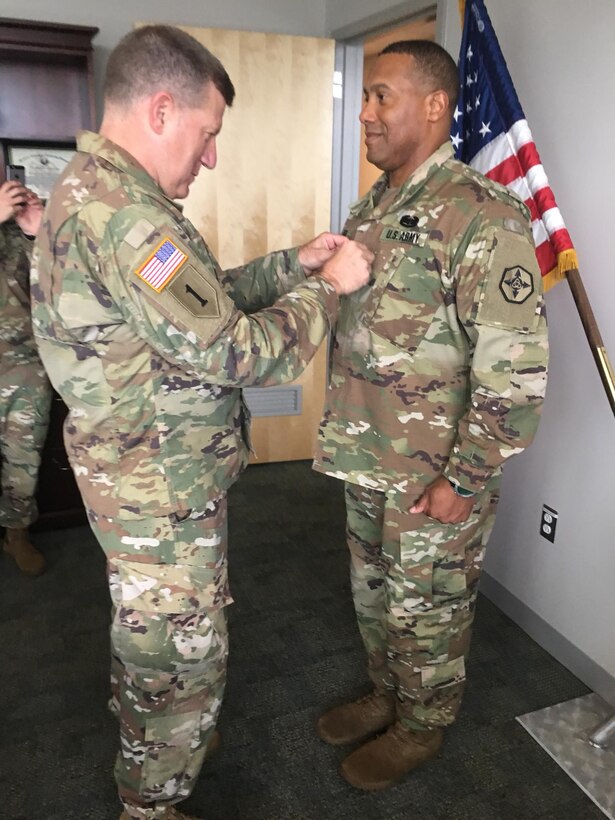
[344,481,498,731]
[89,496,232,819]
[0,367,51,529]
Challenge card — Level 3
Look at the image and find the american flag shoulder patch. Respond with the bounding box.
[135,238,188,292]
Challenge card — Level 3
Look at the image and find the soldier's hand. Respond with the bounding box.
[410,476,474,524]
[15,189,44,237]
[318,240,373,295]
[0,180,27,224]
[298,231,348,272]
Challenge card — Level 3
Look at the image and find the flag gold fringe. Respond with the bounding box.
[459,0,466,24]
[543,249,579,292]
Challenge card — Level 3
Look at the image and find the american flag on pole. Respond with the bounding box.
[135,238,187,292]
[451,0,578,290]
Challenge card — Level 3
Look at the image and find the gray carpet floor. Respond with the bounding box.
[0,461,603,819]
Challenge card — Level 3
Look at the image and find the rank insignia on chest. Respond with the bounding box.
[135,238,188,292]
[399,213,419,228]
[499,265,534,304]
[381,226,427,247]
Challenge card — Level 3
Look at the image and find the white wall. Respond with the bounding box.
[327,0,436,39]
[2,0,328,118]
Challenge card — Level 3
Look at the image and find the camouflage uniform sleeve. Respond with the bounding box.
[6,228,32,308]
[94,204,338,387]
[443,210,549,492]
[219,247,308,313]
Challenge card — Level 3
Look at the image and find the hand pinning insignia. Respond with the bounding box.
[499,265,534,304]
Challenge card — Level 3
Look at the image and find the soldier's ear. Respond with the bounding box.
[149,92,174,135]
[425,89,449,124]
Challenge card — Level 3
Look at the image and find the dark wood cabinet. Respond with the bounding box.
[0,17,98,528]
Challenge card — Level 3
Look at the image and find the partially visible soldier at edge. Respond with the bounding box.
[313,40,548,790]
[0,179,51,576]
[31,25,372,820]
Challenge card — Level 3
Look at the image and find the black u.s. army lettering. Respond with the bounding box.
[382,227,426,247]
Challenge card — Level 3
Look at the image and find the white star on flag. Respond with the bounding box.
[451,0,578,290]
[479,121,491,137]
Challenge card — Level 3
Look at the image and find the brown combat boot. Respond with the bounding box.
[203,728,221,760]
[340,721,443,790]
[120,805,204,820]
[316,689,396,746]
[3,527,46,576]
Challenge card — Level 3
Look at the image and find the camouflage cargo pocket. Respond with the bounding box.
[141,710,201,795]
[396,516,471,611]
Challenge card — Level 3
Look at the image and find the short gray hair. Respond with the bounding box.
[104,25,235,108]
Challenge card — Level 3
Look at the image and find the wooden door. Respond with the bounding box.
[177,26,334,463]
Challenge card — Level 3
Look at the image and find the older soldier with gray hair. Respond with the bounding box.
[31,25,372,820]
[314,40,548,790]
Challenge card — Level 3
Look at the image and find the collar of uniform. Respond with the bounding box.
[353,140,454,220]
[75,130,184,212]
[348,174,389,218]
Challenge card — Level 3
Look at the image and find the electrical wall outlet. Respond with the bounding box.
[540,504,558,543]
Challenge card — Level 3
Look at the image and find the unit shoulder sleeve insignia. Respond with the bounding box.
[475,229,541,332]
[499,265,534,304]
[166,264,221,318]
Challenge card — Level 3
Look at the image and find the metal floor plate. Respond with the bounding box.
[517,693,615,819]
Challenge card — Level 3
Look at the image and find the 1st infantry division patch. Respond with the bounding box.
[135,238,188,292]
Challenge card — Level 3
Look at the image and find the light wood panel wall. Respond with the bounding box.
[178,27,335,463]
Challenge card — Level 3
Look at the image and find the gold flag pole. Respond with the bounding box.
[566,269,615,416]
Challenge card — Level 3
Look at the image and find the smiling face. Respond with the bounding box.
[158,82,227,200]
[361,52,443,188]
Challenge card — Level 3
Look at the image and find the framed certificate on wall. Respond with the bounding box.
[7,144,75,199]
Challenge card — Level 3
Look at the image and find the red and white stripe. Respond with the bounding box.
[469,119,574,276]
[138,243,187,291]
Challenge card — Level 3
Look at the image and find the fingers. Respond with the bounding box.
[325,232,348,249]
[0,181,28,223]
[297,232,349,270]
[320,239,374,295]
[1,180,26,198]
[313,232,348,251]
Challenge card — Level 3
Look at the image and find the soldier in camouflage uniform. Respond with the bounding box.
[0,181,51,576]
[313,41,549,790]
[30,25,371,820]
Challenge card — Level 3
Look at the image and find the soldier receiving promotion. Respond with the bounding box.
[0,180,51,576]
[31,25,372,820]
[313,40,548,790]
